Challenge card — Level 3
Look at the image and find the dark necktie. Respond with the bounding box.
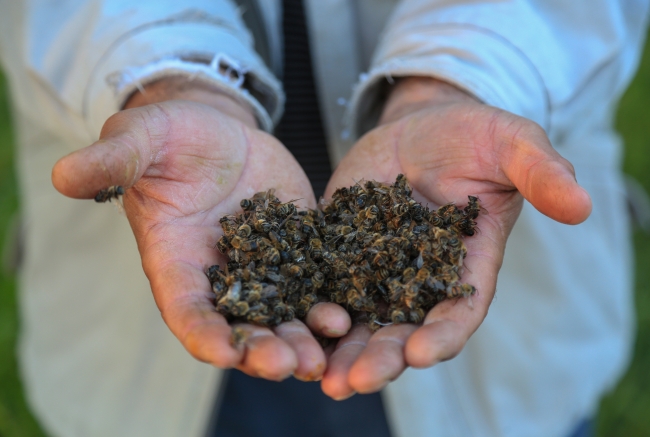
[209,2,391,436]
[275,0,332,199]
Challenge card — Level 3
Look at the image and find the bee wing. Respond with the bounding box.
[112,195,125,214]
[416,251,424,269]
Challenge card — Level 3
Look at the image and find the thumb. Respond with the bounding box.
[52,104,170,198]
[498,119,592,225]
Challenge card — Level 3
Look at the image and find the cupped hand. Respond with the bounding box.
[321,77,592,399]
[52,80,350,382]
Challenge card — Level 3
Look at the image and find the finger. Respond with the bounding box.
[348,324,418,394]
[51,105,168,198]
[405,319,467,368]
[235,325,298,381]
[322,338,339,360]
[52,101,246,199]
[146,242,300,379]
[495,116,592,224]
[153,260,244,368]
[274,319,326,381]
[321,324,373,400]
[405,233,498,368]
[304,303,351,337]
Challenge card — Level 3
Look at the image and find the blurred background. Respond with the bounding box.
[0,39,649,437]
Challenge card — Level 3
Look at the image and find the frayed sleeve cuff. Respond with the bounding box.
[347,24,549,138]
[84,21,284,137]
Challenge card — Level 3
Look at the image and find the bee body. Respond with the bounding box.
[94,185,124,203]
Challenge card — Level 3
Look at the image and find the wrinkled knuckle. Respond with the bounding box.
[370,336,406,348]
[145,102,173,130]
[558,155,576,174]
[100,110,131,137]
[275,327,309,341]
[336,340,367,351]
[139,103,172,149]
[509,118,546,149]
[485,109,545,153]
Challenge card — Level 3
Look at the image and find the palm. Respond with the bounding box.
[320,102,591,398]
[53,100,347,381]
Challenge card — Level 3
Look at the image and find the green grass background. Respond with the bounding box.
[1,41,650,436]
[0,73,47,436]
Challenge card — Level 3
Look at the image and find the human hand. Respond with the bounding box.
[321,77,592,399]
[52,77,350,381]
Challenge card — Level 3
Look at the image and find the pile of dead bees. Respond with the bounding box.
[208,174,480,329]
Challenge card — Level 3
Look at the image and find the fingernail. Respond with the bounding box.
[277,373,294,382]
[259,371,294,382]
[294,363,326,382]
[324,328,347,337]
[333,391,356,401]
[294,374,321,382]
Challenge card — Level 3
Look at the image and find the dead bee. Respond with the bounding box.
[230,326,249,349]
[287,264,304,278]
[231,301,249,317]
[241,239,260,252]
[300,215,318,236]
[245,282,263,302]
[215,235,231,253]
[429,212,444,228]
[219,216,238,236]
[255,219,272,234]
[248,312,277,325]
[403,268,430,308]
[453,283,476,298]
[229,236,244,250]
[455,217,478,236]
[365,205,379,220]
[436,203,457,225]
[237,224,252,238]
[337,243,351,253]
[276,201,297,218]
[372,251,389,268]
[464,195,483,220]
[94,185,124,203]
[409,308,425,324]
[346,289,370,311]
[284,219,298,232]
[402,267,416,283]
[296,293,317,316]
[390,308,407,324]
[217,281,242,312]
[290,249,305,263]
[262,247,281,265]
[308,238,323,259]
[206,264,222,283]
[312,271,325,289]
[240,198,255,211]
[211,176,480,329]
[447,239,467,267]
[392,203,409,217]
[372,221,387,233]
[374,267,390,281]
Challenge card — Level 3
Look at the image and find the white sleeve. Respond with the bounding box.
[348,0,650,135]
[0,0,283,136]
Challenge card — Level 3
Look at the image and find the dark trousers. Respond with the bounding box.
[209,370,392,437]
[207,370,594,437]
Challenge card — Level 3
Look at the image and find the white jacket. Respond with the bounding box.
[0,1,647,436]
